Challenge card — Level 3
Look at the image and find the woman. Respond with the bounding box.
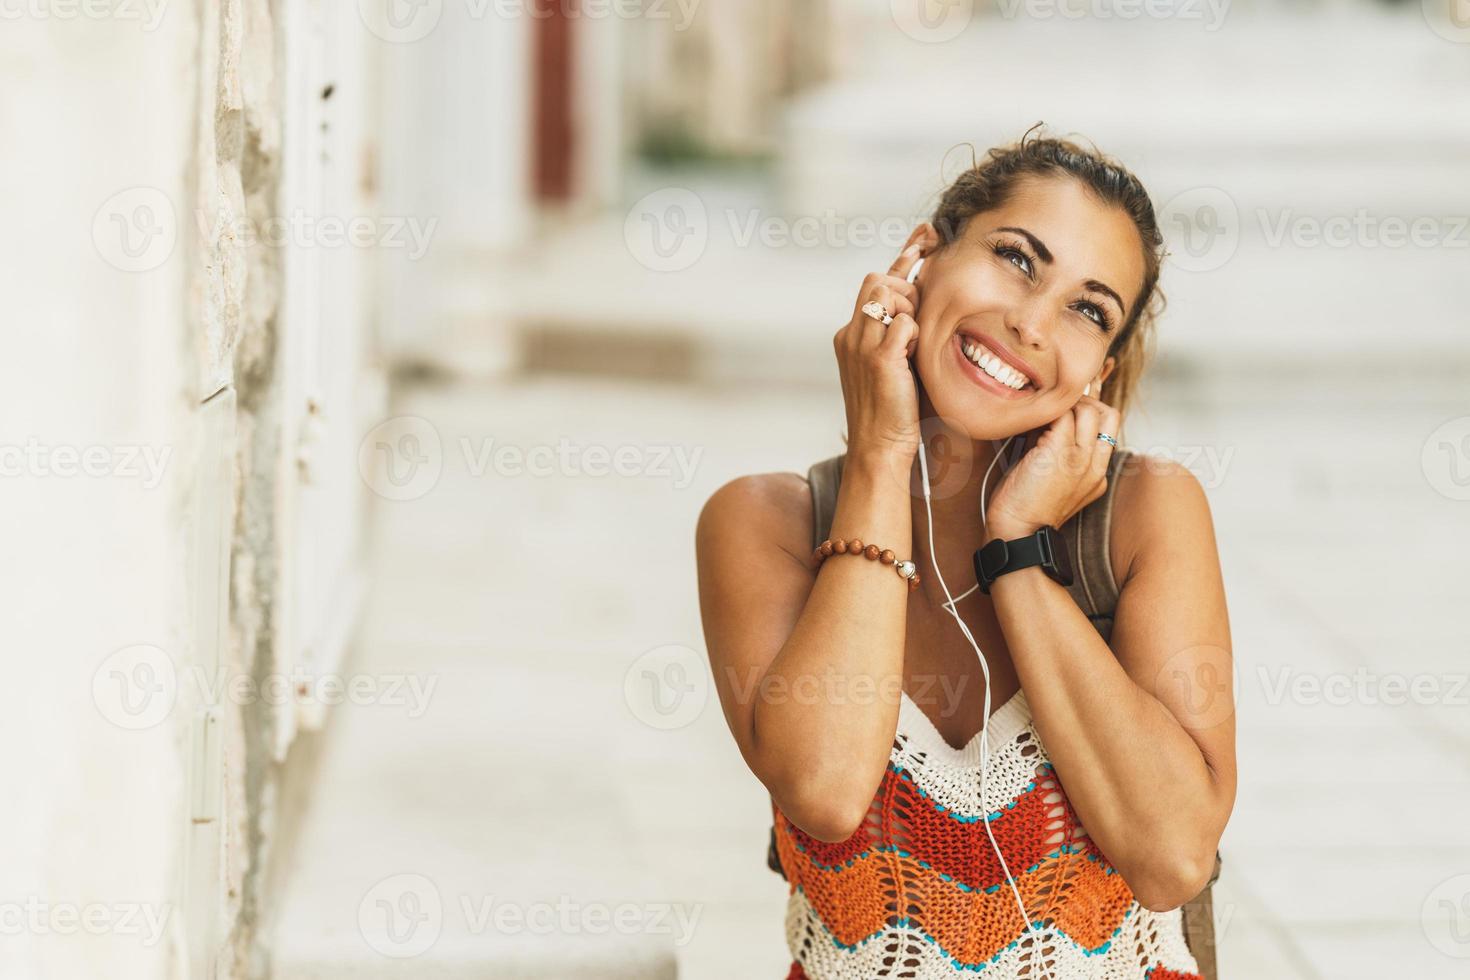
[695,132,1236,979]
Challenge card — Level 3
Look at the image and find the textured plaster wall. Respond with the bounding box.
[0,1,302,976]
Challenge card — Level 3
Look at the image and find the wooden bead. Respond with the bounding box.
[810,536,918,592]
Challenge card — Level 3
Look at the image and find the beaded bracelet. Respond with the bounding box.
[812,537,921,592]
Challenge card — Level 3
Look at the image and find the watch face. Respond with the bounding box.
[1042,525,1074,586]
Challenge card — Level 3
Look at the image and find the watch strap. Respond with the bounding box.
[975,526,1069,593]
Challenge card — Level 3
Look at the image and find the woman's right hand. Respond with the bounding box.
[835,243,925,463]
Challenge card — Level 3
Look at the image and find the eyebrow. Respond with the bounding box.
[995,225,1129,321]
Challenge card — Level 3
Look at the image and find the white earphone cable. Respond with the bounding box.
[916,436,1055,976]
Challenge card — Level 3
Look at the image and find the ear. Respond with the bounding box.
[904,222,941,259]
[1097,355,1117,389]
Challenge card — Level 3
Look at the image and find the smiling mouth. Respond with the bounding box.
[956,334,1037,392]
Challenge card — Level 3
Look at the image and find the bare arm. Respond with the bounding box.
[987,456,1237,911]
[695,451,915,841]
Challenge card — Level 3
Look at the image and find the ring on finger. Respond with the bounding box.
[1096,432,1118,448]
[861,300,893,326]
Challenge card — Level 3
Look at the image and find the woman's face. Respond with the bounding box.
[911,175,1146,440]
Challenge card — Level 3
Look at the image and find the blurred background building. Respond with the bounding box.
[4,0,1469,977]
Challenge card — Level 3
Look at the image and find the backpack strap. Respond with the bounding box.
[806,454,846,550]
[1058,447,1132,643]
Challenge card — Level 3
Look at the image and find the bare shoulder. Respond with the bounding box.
[695,470,821,759]
[696,470,815,572]
[1108,450,1219,591]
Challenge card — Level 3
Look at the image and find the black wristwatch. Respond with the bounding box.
[973,525,1073,594]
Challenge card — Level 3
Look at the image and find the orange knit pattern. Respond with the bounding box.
[773,690,1203,979]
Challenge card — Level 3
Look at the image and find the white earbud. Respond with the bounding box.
[1084,383,1091,397]
[906,255,925,284]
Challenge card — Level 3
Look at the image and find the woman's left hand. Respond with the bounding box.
[984,391,1121,539]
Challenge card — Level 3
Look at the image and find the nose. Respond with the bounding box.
[1003,292,1052,351]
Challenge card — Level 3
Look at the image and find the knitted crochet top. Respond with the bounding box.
[772,687,1203,979]
[772,449,1209,979]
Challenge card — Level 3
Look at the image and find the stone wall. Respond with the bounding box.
[0,2,375,976]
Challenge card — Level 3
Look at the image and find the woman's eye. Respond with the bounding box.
[1076,302,1110,330]
[999,247,1032,277]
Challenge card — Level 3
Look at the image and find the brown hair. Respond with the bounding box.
[929,124,1165,426]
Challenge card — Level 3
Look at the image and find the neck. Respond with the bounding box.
[907,388,1017,615]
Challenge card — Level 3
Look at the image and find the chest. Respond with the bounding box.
[900,599,1021,752]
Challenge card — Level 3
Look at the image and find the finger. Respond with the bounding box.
[880,312,919,360]
[861,283,914,319]
[1072,396,1101,447]
[858,286,914,348]
[1088,401,1119,476]
[856,281,915,322]
[875,275,918,306]
[1047,405,1076,447]
[1020,426,1043,457]
[887,241,923,280]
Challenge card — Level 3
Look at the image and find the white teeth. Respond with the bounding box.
[961,339,1029,390]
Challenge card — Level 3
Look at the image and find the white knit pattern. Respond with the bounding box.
[782,689,1203,979]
